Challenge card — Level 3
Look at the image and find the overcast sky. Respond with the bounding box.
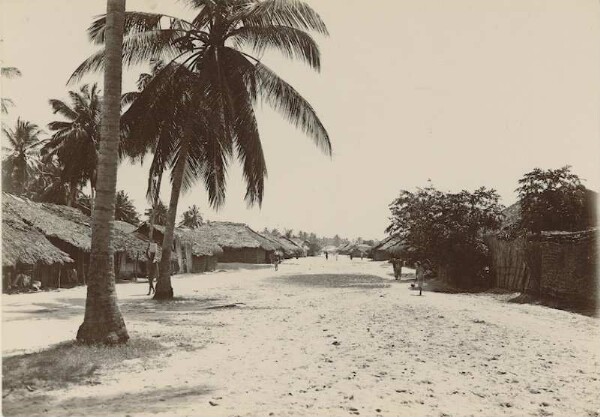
[2,0,599,240]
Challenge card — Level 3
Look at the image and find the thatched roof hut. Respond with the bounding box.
[262,234,304,258]
[2,211,73,268]
[3,194,152,262]
[199,221,277,251]
[371,235,405,261]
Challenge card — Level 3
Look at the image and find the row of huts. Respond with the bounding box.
[2,193,308,292]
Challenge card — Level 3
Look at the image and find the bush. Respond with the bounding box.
[387,185,504,288]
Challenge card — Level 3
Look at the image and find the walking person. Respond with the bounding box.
[146,242,158,295]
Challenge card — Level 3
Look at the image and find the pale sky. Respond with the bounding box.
[1,0,599,240]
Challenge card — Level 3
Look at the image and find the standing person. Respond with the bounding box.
[325,251,329,260]
[391,258,403,280]
[146,241,158,295]
[273,253,281,271]
[415,261,425,296]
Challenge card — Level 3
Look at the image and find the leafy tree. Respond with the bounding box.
[42,84,101,206]
[516,166,594,233]
[284,228,294,238]
[115,190,140,224]
[387,185,504,288]
[72,0,331,300]
[2,118,44,195]
[179,204,203,228]
[144,200,168,226]
[76,0,128,345]
[1,66,21,113]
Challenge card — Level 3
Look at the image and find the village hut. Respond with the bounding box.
[135,223,222,273]
[198,221,277,263]
[347,243,372,259]
[3,194,153,282]
[371,235,405,261]
[262,234,305,259]
[2,209,74,291]
[290,238,309,257]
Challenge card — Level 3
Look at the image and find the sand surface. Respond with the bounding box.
[2,257,599,417]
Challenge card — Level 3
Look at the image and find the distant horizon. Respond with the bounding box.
[2,0,599,241]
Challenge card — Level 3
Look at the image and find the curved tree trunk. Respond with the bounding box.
[77,0,128,344]
[146,171,162,281]
[154,140,189,300]
[68,180,77,207]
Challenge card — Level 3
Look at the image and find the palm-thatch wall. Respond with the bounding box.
[486,228,597,308]
[198,221,277,264]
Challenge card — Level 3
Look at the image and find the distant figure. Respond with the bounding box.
[325,251,329,260]
[391,258,403,280]
[350,253,353,260]
[146,242,159,295]
[335,253,339,261]
[272,253,281,271]
[415,261,425,296]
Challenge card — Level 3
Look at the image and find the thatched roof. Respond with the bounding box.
[263,234,304,256]
[198,221,277,251]
[2,194,153,261]
[176,228,224,257]
[113,220,138,234]
[372,235,405,256]
[2,210,73,267]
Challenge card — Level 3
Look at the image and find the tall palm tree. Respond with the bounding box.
[179,204,203,228]
[76,0,128,345]
[1,66,21,114]
[26,159,70,204]
[2,118,44,195]
[72,0,331,299]
[42,84,101,206]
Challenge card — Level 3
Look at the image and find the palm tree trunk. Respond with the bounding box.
[154,140,189,300]
[146,171,162,281]
[68,180,77,207]
[77,0,128,344]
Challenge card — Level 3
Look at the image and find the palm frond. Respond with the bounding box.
[253,60,331,156]
[1,67,22,78]
[235,0,329,36]
[88,11,195,44]
[229,25,320,70]
[69,29,190,84]
[48,99,79,121]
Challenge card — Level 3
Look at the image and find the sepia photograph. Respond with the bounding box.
[0,0,598,416]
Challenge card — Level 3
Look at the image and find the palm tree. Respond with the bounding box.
[76,0,128,345]
[2,118,44,195]
[144,200,168,226]
[179,205,203,228]
[26,159,70,204]
[115,190,140,224]
[41,84,101,206]
[1,66,22,114]
[72,0,331,299]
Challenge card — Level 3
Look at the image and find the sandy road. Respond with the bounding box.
[2,257,599,417]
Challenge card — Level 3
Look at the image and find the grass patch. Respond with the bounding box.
[277,274,390,289]
[3,337,163,392]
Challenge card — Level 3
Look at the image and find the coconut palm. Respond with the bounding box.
[1,66,22,114]
[115,190,141,224]
[41,84,101,206]
[2,118,44,195]
[26,159,71,204]
[144,200,168,226]
[72,0,331,299]
[179,204,203,228]
[76,0,128,345]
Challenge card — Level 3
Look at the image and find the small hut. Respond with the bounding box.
[3,194,153,282]
[262,234,305,259]
[198,221,277,263]
[2,211,74,291]
[371,235,405,261]
[135,223,222,273]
